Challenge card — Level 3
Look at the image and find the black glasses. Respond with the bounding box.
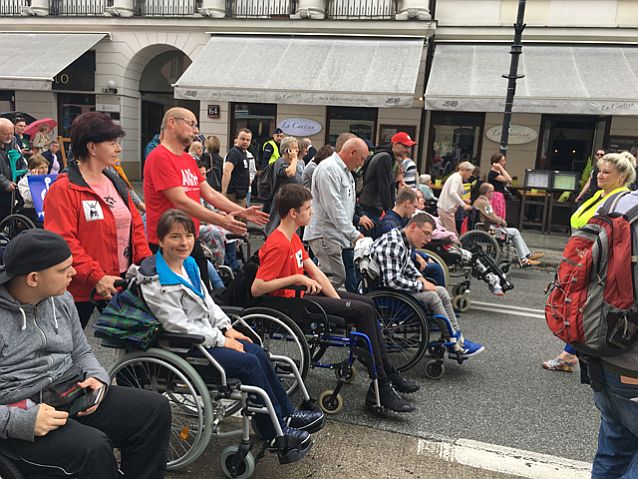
[173,117,198,129]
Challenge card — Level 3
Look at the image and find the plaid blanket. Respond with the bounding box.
[94,288,160,350]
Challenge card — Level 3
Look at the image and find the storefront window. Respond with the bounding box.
[57,93,96,160]
[326,106,377,145]
[230,103,277,167]
[427,112,484,180]
[0,91,14,112]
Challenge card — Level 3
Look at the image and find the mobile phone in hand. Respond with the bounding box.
[68,387,105,416]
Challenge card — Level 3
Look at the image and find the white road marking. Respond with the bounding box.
[472,301,545,314]
[471,301,546,319]
[416,437,591,479]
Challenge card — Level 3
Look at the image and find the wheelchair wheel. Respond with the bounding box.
[319,389,344,415]
[109,348,213,470]
[240,308,310,395]
[220,446,255,479]
[0,214,36,242]
[459,230,501,264]
[424,358,445,380]
[452,295,471,312]
[0,452,22,479]
[418,249,450,288]
[366,290,429,372]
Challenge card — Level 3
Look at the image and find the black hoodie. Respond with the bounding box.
[359,145,396,216]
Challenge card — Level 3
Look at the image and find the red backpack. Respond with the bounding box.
[545,192,638,357]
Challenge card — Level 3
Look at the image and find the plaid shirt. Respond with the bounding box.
[370,228,424,292]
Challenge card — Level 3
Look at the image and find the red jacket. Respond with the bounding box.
[44,165,151,302]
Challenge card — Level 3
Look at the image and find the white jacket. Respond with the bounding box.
[135,256,231,349]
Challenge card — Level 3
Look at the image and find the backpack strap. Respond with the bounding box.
[598,190,630,216]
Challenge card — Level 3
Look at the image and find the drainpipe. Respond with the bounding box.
[499,0,526,156]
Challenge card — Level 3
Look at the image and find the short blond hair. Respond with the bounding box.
[599,151,637,185]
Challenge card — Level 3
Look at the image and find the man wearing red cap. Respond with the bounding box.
[359,132,416,237]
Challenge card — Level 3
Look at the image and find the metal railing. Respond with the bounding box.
[226,0,295,18]
[134,0,199,16]
[326,0,396,19]
[0,0,29,15]
[49,0,110,15]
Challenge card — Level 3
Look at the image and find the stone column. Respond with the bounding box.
[104,0,134,17]
[198,0,226,17]
[396,0,431,20]
[23,0,49,16]
[294,0,325,19]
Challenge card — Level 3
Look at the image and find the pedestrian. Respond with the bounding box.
[417,173,436,201]
[487,153,512,219]
[31,124,52,156]
[302,144,333,190]
[13,116,31,159]
[0,118,26,222]
[221,128,251,208]
[262,127,284,168]
[188,140,203,162]
[42,140,62,174]
[436,161,474,236]
[302,137,317,164]
[402,156,417,188]
[17,154,49,209]
[575,148,605,204]
[44,112,151,328]
[202,135,223,191]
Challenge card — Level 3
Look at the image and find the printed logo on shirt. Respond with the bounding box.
[103,195,116,208]
[181,169,200,188]
[243,159,248,169]
[295,249,304,268]
[82,201,104,222]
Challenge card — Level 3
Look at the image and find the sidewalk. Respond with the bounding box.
[519,229,569,268]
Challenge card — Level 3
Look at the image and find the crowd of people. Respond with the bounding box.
[0,108,634,478]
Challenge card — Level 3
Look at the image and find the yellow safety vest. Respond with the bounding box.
[570,186,629,231]
[264,139,280,165]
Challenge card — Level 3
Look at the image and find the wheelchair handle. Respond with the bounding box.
[89,279,129,307]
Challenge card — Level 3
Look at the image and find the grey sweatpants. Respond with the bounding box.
[410,286,460,338]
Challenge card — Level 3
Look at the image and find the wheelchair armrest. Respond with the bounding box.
[281,284,307,299]
[225,233,246,241]
[247,226,266,238]
[157,332,206,346]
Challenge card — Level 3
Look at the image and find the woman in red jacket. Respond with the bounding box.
[44,112,151,328]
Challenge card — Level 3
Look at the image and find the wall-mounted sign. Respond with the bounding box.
[485,125,538,145]
[207,105,220,119]
[277,118,322,137]
[52,51,96,92]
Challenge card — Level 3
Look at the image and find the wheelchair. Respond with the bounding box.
[106,312,315,478]
[458,208,516,269]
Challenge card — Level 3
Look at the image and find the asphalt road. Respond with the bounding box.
[88,264,597,477]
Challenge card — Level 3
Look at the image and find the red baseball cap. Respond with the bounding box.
[391,132,417,146]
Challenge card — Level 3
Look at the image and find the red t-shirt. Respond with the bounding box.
[256,229,309,298]
[144,144,205,244]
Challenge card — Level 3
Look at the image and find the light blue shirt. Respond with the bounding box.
[303,152,359,247]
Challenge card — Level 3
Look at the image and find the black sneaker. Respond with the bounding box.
[285,409,325,434]
[366,379,414,413]
[388,371,420,394]
[268,425,312,452]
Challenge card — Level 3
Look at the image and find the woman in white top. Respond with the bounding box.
[436,161,474,235]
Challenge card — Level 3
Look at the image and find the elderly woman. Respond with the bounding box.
[202,135,223,191]
[44,112,151,328]
[417,174,436,201]
[436,161,474,236]
[138,209,323,456]
[544,151,636,372]
[265,136,305,234]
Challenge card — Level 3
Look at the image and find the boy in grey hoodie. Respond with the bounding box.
[0,229,171,478]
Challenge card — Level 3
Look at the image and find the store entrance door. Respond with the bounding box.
[537,115,611,173]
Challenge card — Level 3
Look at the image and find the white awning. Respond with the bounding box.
[174,36,425,108]
[0,33,107,91]
[425,44,638,115]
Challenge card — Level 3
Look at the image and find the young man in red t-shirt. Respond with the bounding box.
[252,184,418,413]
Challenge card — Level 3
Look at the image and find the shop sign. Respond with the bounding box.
[277,118,322,136]
[52,51,96,92]
[485,125,538,145]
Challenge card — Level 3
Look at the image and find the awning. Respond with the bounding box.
[0,33,107,90]
[174,36,425,108]
[425,44,638,115]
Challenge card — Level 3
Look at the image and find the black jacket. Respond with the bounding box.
[359,145,396,216]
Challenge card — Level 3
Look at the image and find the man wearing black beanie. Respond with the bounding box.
[0,229,171,478]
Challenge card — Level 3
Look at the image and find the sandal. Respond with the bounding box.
[542,358,577,372]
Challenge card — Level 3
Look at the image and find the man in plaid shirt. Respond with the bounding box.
[370,212,485,358]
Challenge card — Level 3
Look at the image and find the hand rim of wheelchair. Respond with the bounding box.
[239,308,310,395]
[0,213,37,244]
[458,229,501,264]
[365,289,430,373]
[108,348,214,470]
[417,248,450,290]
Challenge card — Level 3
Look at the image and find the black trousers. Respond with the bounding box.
[150,240,211,291]
[6,386,171,479]
[306,291,392,378]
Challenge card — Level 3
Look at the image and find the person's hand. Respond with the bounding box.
[75,377,106,417]
[414,254,427,271]
[225,327,253,344]
[418,277,437,291]
[220,211,247,235]
[358,215,374,231]
[463,204,472,211]
[224,337,245,352]
[241,206,269,226]
[34,404,68,436]
[7,182,16,192]
[296,275,322,295]
[95,275,122,300]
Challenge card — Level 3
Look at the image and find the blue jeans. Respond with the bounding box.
[359,208,381,238]
[207,340,295,440]
[342,248,360,293]
[592,370,638,478]
[206,260,224,289]
[414,251,446,287]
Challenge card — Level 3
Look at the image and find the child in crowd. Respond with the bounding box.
[17,154,49,209]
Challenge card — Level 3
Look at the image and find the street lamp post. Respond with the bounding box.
[499,0,527,156]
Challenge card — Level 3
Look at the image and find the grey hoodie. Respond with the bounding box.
[0,287,109,441]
